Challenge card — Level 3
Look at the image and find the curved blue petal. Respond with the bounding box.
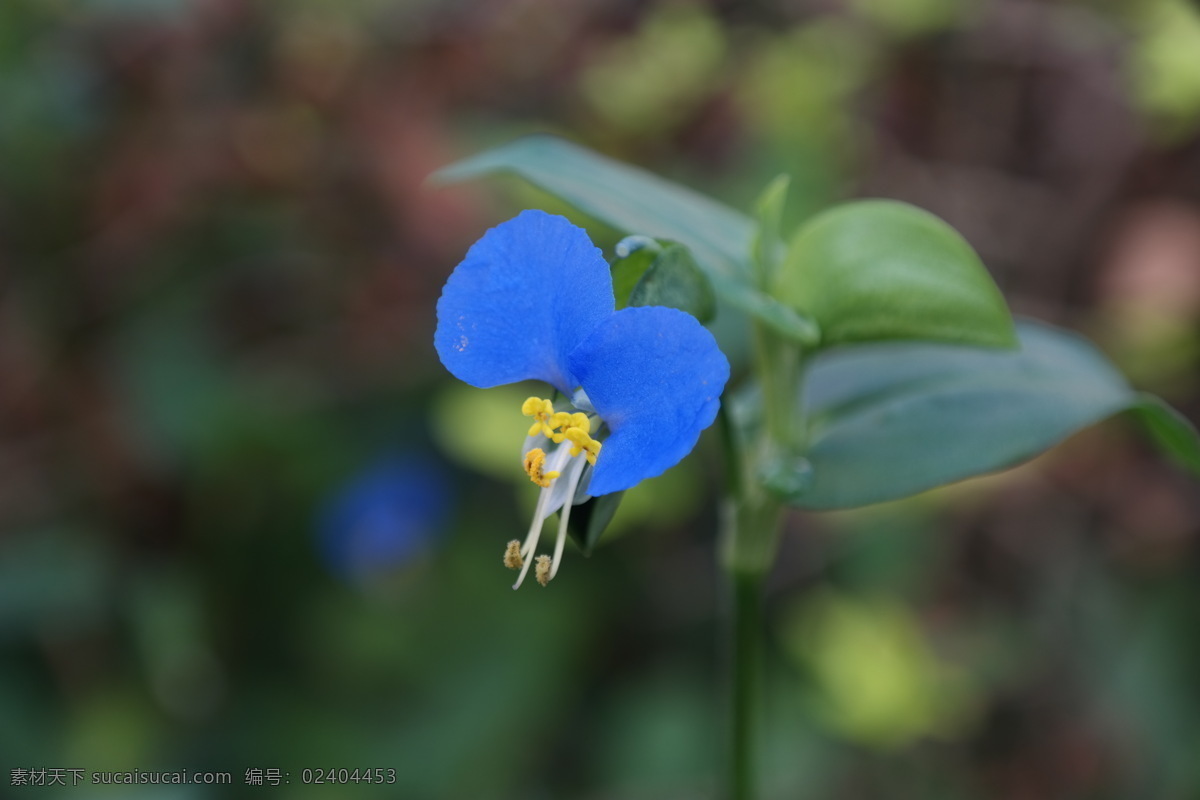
[435,210,614,394]
[568,306,729,495]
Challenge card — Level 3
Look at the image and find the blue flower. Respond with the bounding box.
[316,455,450,583]
[435,210,729,588]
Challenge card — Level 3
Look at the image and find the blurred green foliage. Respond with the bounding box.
[1,1,1199,798]
[1130,0,1200,141]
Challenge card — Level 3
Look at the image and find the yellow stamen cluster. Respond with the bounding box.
[549,411,591,443]
[510,397,605,590]
[523,448,560,488]
[522,397,556,437]
[520,397,602,465]
[565,427,601,465]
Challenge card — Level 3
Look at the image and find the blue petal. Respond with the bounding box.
[316,455,450,581]
[435,210,614,394]
[567,306,729,495]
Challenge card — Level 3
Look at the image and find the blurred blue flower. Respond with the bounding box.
[316,456,449,582]
[434,210,728,588]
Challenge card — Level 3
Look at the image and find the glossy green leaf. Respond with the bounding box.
[785,320,1188,509]
[1129,394,1200,476]
[776,200,1016,349]
[627,243,716,323]
[432,135,819,346]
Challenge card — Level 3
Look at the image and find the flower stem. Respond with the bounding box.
[721,494,780,800]
[727,562,765,800]
[722,229,806,797]
[722,307,801,797]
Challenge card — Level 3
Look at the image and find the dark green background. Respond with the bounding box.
[2,1,1199,797]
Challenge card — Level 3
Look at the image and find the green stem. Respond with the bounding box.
[722,494,781,800]
[722,244,805,799]
[728,563,765,800]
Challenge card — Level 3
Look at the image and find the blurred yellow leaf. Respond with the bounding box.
[1131,0,1200,140]
[783,590,977,748]
[581,5,726,135]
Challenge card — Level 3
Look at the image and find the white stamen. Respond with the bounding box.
[512,444,573,590]
[549,460,585,581]
[512,490,547,590]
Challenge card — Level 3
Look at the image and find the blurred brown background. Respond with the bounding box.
[2,0,1199,798]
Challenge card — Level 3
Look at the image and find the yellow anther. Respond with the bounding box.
[504,540,524,570]
[535,555,552,587]
[521,396,551,416]
[565,427,602,466]
[523,448,560,488]
[522,396,557,438]
[548,412,572,440]
[549,411,591,443]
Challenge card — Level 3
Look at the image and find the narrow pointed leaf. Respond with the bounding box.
[433,135,753,276]
[1129,394,1200,476]
[719,280,819,345]
[783,320,1197,509]
[432,135,819,346]
[565,491,625,556]
[751,173,790,276]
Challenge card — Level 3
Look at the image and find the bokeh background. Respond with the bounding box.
[3,0,1200,798]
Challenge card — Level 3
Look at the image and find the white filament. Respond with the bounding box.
[512,444,573,590]
[549,460,585,581]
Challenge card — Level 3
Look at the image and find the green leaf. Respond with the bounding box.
[433,135,753,276]
[565,491,625,556]
[776,200,1017,349]
[1129,394,1200,476]
[779,320,1197,509]
[750,174,790,277]
[432,135,819,346]
[722,283,819,345]
[611,235,662,308]
[627,243,716,323]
